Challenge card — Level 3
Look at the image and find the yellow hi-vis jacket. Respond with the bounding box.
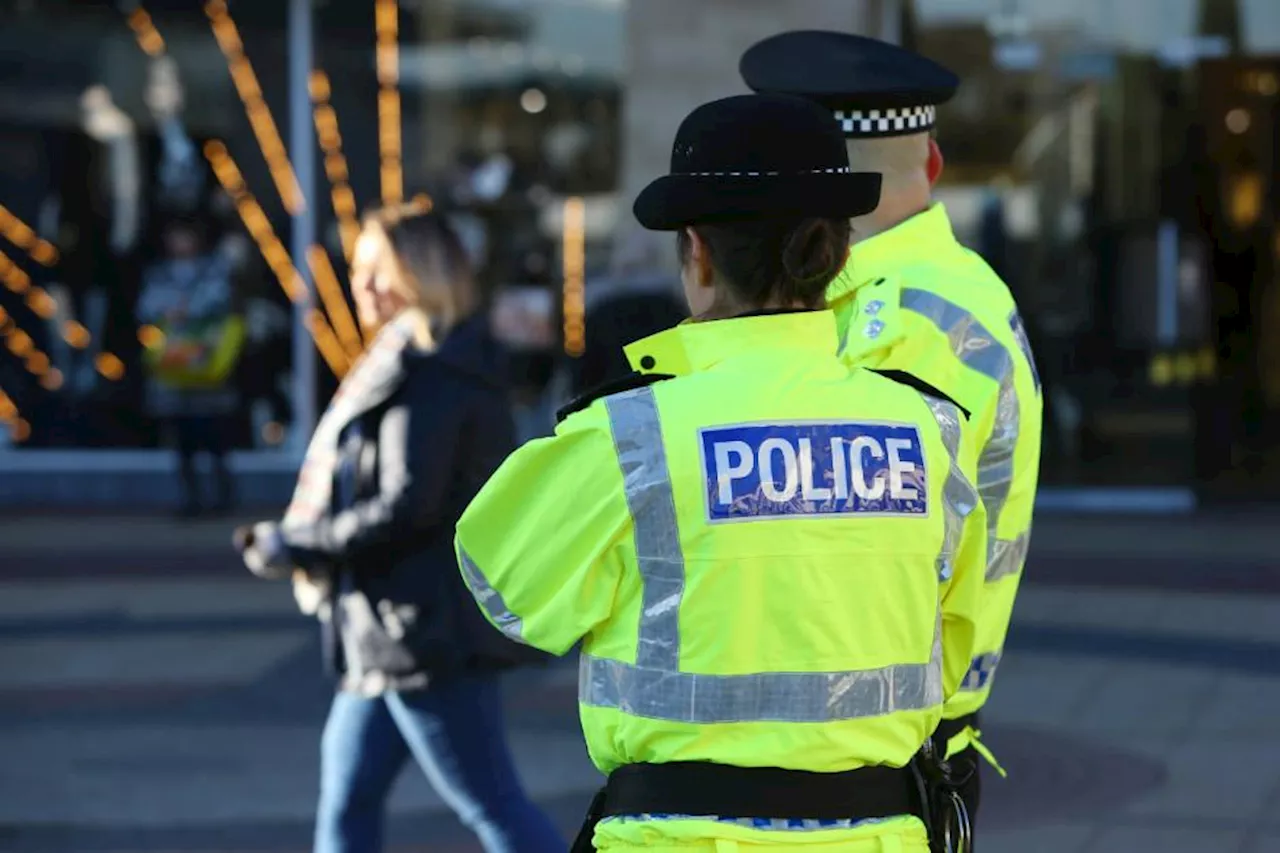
[829,204,1044,760]
[456,311,987,846]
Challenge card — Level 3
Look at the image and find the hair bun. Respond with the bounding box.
[781,220,843,295]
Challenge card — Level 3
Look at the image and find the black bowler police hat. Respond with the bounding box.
[632,93,883,232]
[740,30,959,139]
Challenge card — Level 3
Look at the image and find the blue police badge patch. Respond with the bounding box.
[699,421,928,522]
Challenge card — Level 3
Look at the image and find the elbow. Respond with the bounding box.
[458,547,521,631]
[456,545,553,651]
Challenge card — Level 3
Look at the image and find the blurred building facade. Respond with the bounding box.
[0,0,1277,507]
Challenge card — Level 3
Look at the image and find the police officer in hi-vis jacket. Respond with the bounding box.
[456,92,986,853]
[741,30,1045,841]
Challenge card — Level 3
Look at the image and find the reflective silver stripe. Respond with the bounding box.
[458,546,527,644]
[586,385,948,724]
[921,395,980,583]
[901,288,1028,584]
[1008,309,1042,392]
[579,630,942,724]
[901,288,1011,383]
[605,387,685,671]
[988,531,1031,584]
[983,309,1037,582]
[978,341,1021,582]
[918,395,976,703]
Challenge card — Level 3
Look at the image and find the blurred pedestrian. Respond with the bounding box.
[742,30,1046,839]
[233,203,563,853]
[456,94,986,853]
[136,216,243,516]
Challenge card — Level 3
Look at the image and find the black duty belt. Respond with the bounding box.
[570,760,925,853]
[934,712,979,752]
[599,760,923,822]
[572,757,970,853]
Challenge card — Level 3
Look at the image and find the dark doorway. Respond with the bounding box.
[1194,57,1280,502]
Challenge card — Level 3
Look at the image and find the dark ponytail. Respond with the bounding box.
[780,219,848,303]
[677,216,851,311]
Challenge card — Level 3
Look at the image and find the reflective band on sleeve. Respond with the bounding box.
[589,385,946,724]
[987,532,1031,584]
[458,546,528,644]
[920,395,980,583]
[1008,309,1042,393]
[605,387,686,672]
[977,358,1020,582]
[901,288,1029,585]
[901,288,1012,384]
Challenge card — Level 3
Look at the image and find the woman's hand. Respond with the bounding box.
[239,521,293,580]
[291,569,331,615]
[232,524,256,553]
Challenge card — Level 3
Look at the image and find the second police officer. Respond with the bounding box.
[456,92,986,853]
[739,30,1046,837]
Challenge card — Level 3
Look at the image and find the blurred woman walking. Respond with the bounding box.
[236,202,565,853]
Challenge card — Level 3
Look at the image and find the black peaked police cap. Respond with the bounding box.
[739,30,959,138]
[633,93,883,232]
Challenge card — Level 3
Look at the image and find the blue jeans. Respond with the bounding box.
[315,675,565,853]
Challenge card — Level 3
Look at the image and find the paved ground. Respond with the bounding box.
[1,512,1279,853]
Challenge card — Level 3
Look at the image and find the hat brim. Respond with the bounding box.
[633,171,882,231]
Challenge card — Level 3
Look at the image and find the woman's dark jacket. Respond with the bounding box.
[282,315,548,693]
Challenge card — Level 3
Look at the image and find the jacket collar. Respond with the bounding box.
[826,202,957,303]
[625,309,837,377]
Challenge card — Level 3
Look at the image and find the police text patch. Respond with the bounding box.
[700,422,928,521]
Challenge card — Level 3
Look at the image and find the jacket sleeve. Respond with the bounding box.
[455,403,630,656]
[938,413,988,702]
[281,368,458,571]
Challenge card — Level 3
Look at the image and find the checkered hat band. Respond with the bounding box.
[672,166,853,177]
[834,105,937,136]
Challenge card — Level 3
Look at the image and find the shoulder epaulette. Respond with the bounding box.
[555,371,676,424]
[868,368,972,421]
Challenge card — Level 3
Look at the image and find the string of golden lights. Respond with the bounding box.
[375,0,403,206]
[561,197,585,358]
[204,140,352,378]
[306,246,364,361]
[126,6,166,57]
[205,0,305,215]
[0,6,172,392]
[0,382,30,443]
[128,4,358,379]
[0,248,111,381]
[0,203,58,267]
[309,70,362,266]
[0,303,65,394]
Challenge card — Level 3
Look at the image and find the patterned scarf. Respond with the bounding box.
[282,313,418,531]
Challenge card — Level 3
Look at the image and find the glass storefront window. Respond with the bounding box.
[0,2,305,453]
[0,0,626,453]
[915,0,1280,496]
[1,0,1275,502]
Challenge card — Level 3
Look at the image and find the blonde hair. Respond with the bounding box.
[363,196,476,349]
